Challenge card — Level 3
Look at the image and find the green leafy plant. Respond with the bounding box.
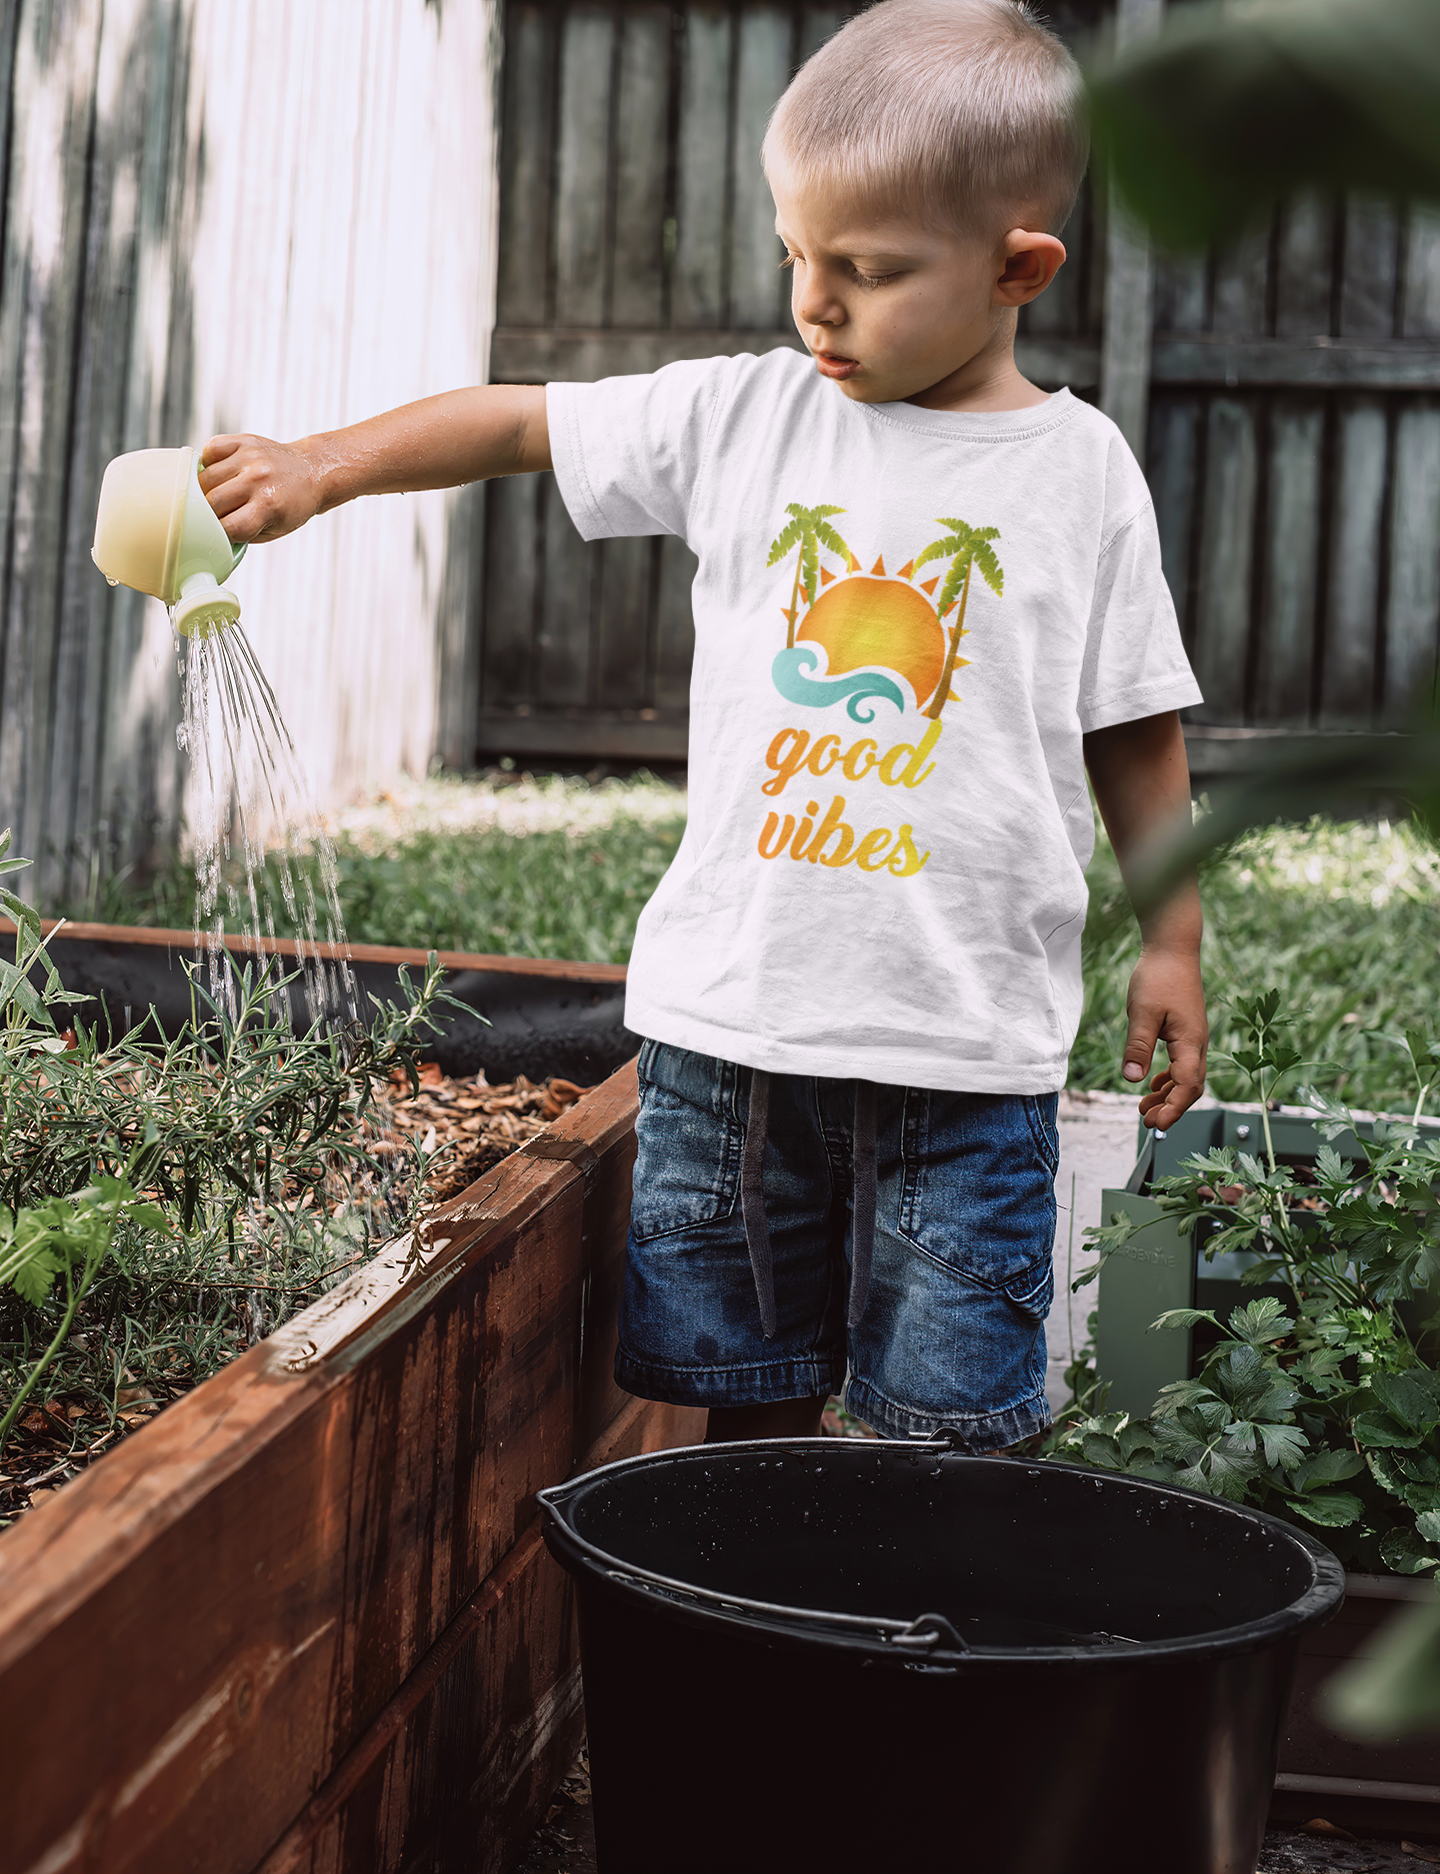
[1051,989,1440,1577]
[0,828,460,1476]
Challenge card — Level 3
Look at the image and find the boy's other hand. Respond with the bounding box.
[1122,946,1208,1132]
[198,434,325,545]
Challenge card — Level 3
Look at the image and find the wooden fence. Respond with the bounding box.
[479,0,1440,774]
[0,0,500,908]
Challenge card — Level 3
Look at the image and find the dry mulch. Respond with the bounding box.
[0,1066,585,1522]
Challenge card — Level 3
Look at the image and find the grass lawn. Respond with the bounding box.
[62,770,1439,1115]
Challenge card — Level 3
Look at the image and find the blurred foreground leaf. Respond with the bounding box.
[1331,1599,1440,1740]
[1088,0,1440,248]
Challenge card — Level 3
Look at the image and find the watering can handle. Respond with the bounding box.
[228,541,247,577]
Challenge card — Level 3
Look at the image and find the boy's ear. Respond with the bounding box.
[994,230,1067,308]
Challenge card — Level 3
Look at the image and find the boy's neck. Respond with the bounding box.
[903,317,1052,416]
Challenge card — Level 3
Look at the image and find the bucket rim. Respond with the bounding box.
[539,1439,1346,1668]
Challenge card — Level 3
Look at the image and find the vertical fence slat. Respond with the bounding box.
[1192,397,1258,718]
[0,0,105,896]
[1321,397,1389,723]
[1146,394,1201,653]
[729,8,791,329]
[537,476,596,706]
[1274,195,1334,340]
[1151,253,1207,334]
[1383,401,1440,720]
[1401,203,1440,340]
[672,5,733,328]
[610,6,672,330]
[596,534,653,706]
[1255,398,1324,723]
[798,5,840,61]
[1210,222,1271,338]
[496,3,554,327]
[1340,195,1400,340]
[483,473,544,706]
[553,6,616,330]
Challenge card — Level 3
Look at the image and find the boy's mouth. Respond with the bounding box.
[812,348,860,381]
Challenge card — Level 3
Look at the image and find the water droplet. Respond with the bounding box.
[106,575,118,587]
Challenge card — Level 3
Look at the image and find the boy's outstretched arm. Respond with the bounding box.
[198,385,552,545]
[1084,709,1208,1132]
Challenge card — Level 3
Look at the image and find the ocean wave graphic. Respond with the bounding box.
[771,646,905,723]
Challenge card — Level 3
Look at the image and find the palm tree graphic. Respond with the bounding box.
[766,503,858,649]
[910,518,1003,719]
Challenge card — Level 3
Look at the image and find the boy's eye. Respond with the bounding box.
[850,264,900,289]
[779,251,798,270]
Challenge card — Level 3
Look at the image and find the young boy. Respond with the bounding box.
[199,0,1208,1451]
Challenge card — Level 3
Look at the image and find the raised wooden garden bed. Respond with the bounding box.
[0,1051,704,1873]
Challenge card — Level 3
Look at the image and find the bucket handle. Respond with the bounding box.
[597,1557,971,1654]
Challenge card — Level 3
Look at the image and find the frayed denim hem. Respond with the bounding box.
[843,1376,1052,1451]
[615,1345,847,1410]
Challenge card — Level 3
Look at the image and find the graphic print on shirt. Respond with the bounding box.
[758,503,1004,879]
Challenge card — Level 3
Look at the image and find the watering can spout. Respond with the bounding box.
[91,446,247,637]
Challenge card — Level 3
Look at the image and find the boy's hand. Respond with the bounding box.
[198,434,325,545]
[1123,945,1208,1131]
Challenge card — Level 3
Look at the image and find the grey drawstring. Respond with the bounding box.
[741,1069,777,1339]
[740,1070,878,1341]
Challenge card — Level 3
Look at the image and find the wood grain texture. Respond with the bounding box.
[0,1057,700,1874]
[1383,401,1440,721]
[1255,398,1324,723]
[0,0,501,903]
[553,6,615,330]
[672,4,733,330]
[728,7,791,330]
[1193,397,1258,720]
[1321,396,1389,724]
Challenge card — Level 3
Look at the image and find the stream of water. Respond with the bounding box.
[173,618,357,1029]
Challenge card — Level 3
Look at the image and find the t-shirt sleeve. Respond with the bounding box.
[1076,501,1203,734]
[546,357,733,543]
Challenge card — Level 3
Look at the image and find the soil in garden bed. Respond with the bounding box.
[0,1065,585,1526]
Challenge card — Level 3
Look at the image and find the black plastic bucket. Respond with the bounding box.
[539,1440,1344,1874]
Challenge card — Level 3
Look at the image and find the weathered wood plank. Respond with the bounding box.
[496,3,555,327]
[729,7,791,330]
[1274,195,1335,341]
[482,471,543,707]
[1097,0,1161,459]
[489,324,1099,386]
[799,5,842,62]
[672,5,733,329]
[553,6,616,330]
[1320,396,1389,725]
[1382,401,1440,721]
[610,6,672,330]
[536,473,597,708]
[0,1058,674,1874]
[1401,203,1440,339]
[475,707,689,762]
[1153,250,1209,334]
[1255,397,1324,723]
[253,1396,703,1874]
[1145,393,1202,654]
[1192,397,1259,719]
[1149,338,1440,390]
[0,0,105,900]
[1210,220,1272,340]
[1340,194,1400,341]
[1024,192,1086,337]
[596,534,654,709]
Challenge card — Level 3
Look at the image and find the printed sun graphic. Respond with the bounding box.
[766,503,1004,722]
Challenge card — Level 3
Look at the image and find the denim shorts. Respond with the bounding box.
[616,1040,1059,1450]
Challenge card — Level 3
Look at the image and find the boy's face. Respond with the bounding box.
[770,170,1065,407]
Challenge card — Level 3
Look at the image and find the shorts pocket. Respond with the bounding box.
[896,1088,1059,1293]
[629,1042,744,1242]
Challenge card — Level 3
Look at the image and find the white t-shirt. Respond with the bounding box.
[547,349,1202,1093]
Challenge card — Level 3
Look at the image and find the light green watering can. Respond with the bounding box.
[91,446,246,638]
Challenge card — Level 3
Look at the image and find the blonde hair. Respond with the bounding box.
[763,0,1088,241]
